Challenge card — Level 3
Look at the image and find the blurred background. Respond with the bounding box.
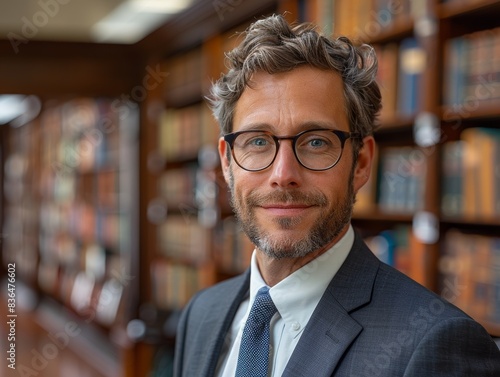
[0,0,499,376]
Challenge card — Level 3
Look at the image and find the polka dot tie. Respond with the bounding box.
[235,286,277,377]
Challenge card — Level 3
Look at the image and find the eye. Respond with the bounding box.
[309,138,326,148]
[301,135,332,149]
[240,133,274,149]
[249,137,269,146]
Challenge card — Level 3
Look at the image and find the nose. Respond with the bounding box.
[268,139,303,188]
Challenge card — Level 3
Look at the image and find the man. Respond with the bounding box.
[173,14,500,377]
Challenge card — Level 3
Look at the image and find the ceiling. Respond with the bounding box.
[0,0,197,44]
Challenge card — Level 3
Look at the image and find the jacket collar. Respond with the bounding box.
[203,271,250,377]
[282,233,380,376]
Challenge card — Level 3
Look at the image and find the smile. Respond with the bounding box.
[259,204,314,216]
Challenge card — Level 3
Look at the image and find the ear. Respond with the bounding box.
[218,136,231,184]
[352,136,375,194]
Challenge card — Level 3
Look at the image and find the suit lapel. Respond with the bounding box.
[283,234,380,376]
[201,270,250,377]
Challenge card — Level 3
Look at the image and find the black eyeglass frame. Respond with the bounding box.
[223,128,361,172]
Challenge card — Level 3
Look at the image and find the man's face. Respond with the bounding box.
[218,66,373,260]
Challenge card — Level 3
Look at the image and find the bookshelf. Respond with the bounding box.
[1,97,140,376]
[0,38,148,376]
[436,0,500,336]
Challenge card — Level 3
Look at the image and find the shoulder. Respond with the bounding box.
[181,270,249,319]
[342,234,482,336]
[404,316,500,374]
[373,257,469,321]
[194,271,249,303]
[346,241,500,374]
[349,233,469,320]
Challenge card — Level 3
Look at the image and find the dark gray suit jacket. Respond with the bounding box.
[174,233,500,376]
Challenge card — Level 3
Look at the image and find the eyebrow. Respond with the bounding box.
[237,120,341,134]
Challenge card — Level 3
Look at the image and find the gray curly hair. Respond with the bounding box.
[207,14,382,155]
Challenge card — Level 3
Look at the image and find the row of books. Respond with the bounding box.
[158,104,219,161]
[439,230,500,325]
[363,225,429,287]
[158,166,198,208]
[38,259,125,326]
[377,146,427,214]
[443,27,500,107]
[364,226,411,270]
[2,97,137,328]
[1,206,39,283]
[38,242,109,289]
[333,0,413,40]
[150,260,215,310]
[1,115,42,283]
[441,127,500,220]
[43,99,122,173]
[157,215,212,263]
[375,38,424,121]
[39,200,123,248]
[40,168,120,208]
[163,47,205,94]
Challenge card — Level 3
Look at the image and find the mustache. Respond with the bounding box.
[245,190,328,207]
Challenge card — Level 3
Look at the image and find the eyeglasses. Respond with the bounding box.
[223,128,360,172]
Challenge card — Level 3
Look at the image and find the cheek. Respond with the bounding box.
[230,170,252,201]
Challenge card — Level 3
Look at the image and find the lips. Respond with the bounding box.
[259,203,315,216]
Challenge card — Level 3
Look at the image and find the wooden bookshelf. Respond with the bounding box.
[0,37,147,376]
[0,97,140,377]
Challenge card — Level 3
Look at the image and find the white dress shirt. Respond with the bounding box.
[215,225,354,376]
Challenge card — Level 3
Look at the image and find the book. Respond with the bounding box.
[397,38,424,117]
[443,27,500,109]
[439,230,500,324]
[440,140,464,217]
[354,143,379,214]
[376,43,399,123]
[378,146,427,213]
[460,127,500,219]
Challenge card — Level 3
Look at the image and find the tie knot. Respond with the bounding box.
[249,287,277,325]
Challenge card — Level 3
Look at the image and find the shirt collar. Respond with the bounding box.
[249,225,354,330]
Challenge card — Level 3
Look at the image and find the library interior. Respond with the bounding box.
[1,0,500,376]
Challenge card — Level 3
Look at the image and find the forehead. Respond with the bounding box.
[233,66,348,133]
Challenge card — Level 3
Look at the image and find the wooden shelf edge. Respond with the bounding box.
[364,15,414,44]
[440,215,500,227]
[438,0,500,20]
[441,101,500,122]
[352,210,415,222]
[376,115,415,131]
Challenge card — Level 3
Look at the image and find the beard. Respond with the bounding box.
[228,168,356,260]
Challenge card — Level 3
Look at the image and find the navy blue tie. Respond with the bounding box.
[235,286,277,377]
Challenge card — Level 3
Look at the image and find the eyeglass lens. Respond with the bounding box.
[231,130,344,171]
